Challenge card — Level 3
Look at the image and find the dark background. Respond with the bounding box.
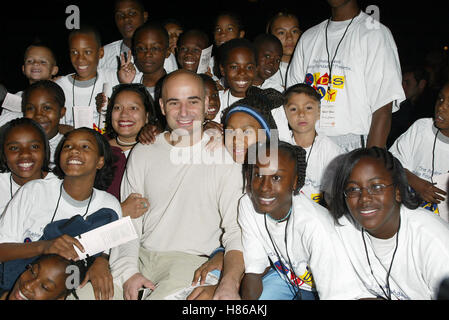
[0,0,448,93]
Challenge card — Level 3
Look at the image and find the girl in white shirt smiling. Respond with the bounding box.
[328,146,449,299]
[0,127,123,299]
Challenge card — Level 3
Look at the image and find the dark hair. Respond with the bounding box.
[244,140,306,195]
[28,254,93,300]
[328,147,420,224]
[114,0,146,13]
[402,65,429,84]
[253,33,283,58]
[0,118,50,173]
[132,22,169,56]
[105,83,158,139]
[266,10,300,34]
[198,73,217,89]
[221,86,283,131]
[21,80,66,113]
[218,38,255,67]
[24,42,57,66]
[52,128,115,190]
[177,29,210,50]
[68,24,102,48]
[283,83,321,106]
[162,18,184,30]
[214,11,244,33]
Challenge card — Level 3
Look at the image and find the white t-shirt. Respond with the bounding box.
[49,133,63,168]
[0,177,122,244]
[256,75,284,93]
[217,89,290,141]
[55,68,120,128]
[238,192,367,299]
[335,206,449,300]
[286,132,343,203]
[99,39,178,74]
[271,61,289,90]
[389,118,449,215]
[0,171,58,215]
[286,11,404,137]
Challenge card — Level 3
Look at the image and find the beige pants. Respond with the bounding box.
[70,249,208,300]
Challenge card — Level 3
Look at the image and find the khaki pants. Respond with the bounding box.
[71,248,208,300]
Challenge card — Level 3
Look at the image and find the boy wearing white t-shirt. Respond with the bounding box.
[282,83,343,204]
[286,0,404,151]
[55,26,120,130]
[389,82,449,219]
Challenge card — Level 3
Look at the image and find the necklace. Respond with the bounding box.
[116,136,137,147]
[325,15,356,91]
[430,128,440,183]
[305,132,317,166]
[72,73,98,107]
[50,182,94,224]
[267,206,292,223]
[361,219,401,300]
[264,210,303,299]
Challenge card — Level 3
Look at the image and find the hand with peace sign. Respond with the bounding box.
[118,50,136,84]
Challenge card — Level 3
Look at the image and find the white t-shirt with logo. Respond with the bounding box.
[238,192,368,299]
[286,11,404,137]
[286,132,343,203]
[335,206,449,300]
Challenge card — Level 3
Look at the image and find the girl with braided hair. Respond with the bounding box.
[239,140,366,300]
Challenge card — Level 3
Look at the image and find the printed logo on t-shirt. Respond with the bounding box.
[273,260,315,288]
[305,72,346,102]
[421,201,439,215]
[311,193,322,203]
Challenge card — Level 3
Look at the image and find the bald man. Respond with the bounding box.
[104,70,244,300]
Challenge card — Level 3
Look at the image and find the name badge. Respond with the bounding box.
[319,104,336,127]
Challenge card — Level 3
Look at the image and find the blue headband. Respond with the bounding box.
[224,106,271,139]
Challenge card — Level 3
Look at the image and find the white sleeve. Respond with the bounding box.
[238,197,270,274]
[286,37,305,88]
[362,28,405,112]
[110,147,145,285]
[389,122,417,170]
[217,164,244,253]
[303,209,369,299]
[0,185,33,244]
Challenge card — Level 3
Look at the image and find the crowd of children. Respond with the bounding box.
[0,0,448,301]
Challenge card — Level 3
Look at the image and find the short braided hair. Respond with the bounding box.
[244,140,306,195]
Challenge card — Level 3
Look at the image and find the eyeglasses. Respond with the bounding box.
[344,183,394,198]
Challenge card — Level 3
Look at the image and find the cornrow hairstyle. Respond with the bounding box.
[221,86,283,134]
[131,22,169,56]
[21,80,66,114]
[176,29,210,50]
[283,83,321,106]
[266,10,300,34]
[52,127,115,190]
[27,254,94,300]
[68,24,102,48]
[0,118,50,173]
[218,38,255,67]
[244,140,306,195]
[328,146,420,225]
[198,73,218,89]
[105,83,158,139]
